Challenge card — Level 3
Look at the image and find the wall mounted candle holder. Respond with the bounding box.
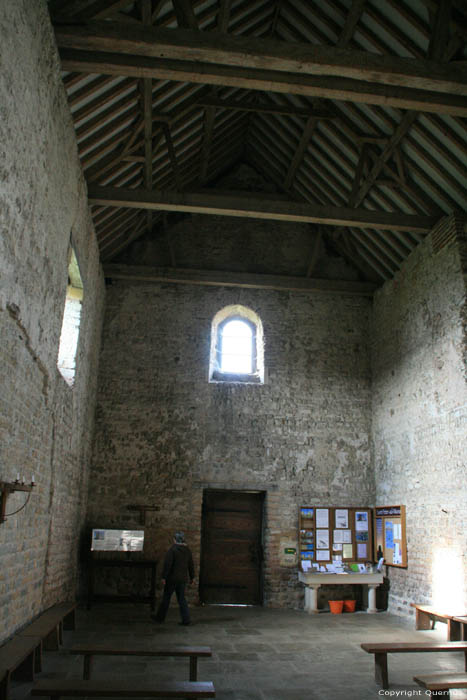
[0,478,35,524]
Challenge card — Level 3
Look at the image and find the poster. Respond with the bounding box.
[355,511,368,531]
[335,509,348,528]
[316,508,329,528]
[316,529,330,549]
[385,521,394,549]
[342,543,353,558]
[357,543,367,558]
[316,550,329,561]
[333,529,352,544]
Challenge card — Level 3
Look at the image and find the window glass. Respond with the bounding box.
[220,319,253,373]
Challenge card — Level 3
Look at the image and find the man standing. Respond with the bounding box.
[152,531,195,625]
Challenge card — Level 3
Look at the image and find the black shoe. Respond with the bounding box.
[151,616,164,623]
[178,621,191,626]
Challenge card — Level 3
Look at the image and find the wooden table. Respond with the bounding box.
[298,571,384,613]
[87,559,157,611]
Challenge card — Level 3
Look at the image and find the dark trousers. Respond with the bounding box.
[155,581,190,624]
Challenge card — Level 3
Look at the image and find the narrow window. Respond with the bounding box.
[209,305,264,384]
[57,247,83,387]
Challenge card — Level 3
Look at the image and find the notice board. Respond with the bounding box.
[374,505,407,568]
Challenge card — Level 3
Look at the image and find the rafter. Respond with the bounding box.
[337,0,367,47]
[217,0,232,32]
[172,0,199,29]
[87,186,438,233]
[200,106,215,182]
[284,117,319,190]
[162,124,182,189]
[428,0,452,60]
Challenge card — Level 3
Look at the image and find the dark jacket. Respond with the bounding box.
[162,543,195,583]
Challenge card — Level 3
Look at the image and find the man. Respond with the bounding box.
[152,531,195,625]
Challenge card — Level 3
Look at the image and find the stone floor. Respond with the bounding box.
[10,603,467,700]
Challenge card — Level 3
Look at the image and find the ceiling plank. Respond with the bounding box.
[58,49,467,117]
[103,263,377,296]
[54,23,467,95]
[87,186,438,232]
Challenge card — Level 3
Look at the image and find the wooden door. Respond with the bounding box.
[199,490,264,605]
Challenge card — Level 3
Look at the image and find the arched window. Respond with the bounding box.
[209,305,264,384]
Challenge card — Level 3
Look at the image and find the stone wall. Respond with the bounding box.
[0,0,105,641]
[89,274,373,609]
[371,216,467,616]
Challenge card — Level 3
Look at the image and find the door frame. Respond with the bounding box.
[199,488,266,605]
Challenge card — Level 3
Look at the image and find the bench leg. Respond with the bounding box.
[447,620,461,641]
[415,609,431,631]
[374,653,389,689]
[34,642,43,673]
[0,672,10,700]
[44,627,60,651]
[13,652,35,682]
[189,657,198,682]
[83,655,93,680]
[63,609,76,631]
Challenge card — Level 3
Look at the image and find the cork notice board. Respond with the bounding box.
[374,505,407,568]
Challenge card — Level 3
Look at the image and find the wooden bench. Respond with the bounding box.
[411,604,466,641]
[18,602,77,651]
[69,645,212,682]
[414,672,467,697]
[0,635,42,700]
[361,641,467,689]
[31,679,215,698]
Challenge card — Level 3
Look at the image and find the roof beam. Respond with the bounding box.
[195,96,334,119]
[58,49,467,117]
[87,186,438,233]
[103,263,377,296]
[54,23,467,95]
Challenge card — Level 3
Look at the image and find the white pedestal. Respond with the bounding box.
[298,571,384,614]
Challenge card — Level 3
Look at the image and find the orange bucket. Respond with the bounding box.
[343,599,356,613]
[329,600,344,614]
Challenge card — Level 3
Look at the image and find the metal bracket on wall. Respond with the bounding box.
[0,480,35,524]
[127,504,159,525]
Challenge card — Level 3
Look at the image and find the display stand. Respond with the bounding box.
[299,505,373,568]
[374,505,407,568]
